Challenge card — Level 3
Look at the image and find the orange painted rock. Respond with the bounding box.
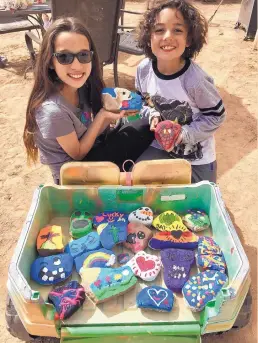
[37,225,64,256]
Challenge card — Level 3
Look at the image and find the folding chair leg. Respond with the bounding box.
[113,55,119,87]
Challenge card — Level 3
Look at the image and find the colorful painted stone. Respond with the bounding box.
[102,87,143,112]
[65,232,101,259]
[137,286,174,312]
[127,251,162,282]
[155,120,181,152]
[182,270,228,312]
[148,226,199,250]
[182,210,211,232]
[117,253,130,265]
[152,211,182,232]
[128,207,153,226]
[70,210,93,239]
[93,211,128,229]
[123,222,153,253]
[161,249,195,293]
[37,225,64,257]
[97,221,127,250]
[48,281,86,320]
[197,254,226,273]
[30,254,73,285]
[198,237,222,256]
[80,266,137,304]
[74,248,116,273]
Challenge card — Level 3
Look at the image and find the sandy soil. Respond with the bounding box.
[0,1,257,342]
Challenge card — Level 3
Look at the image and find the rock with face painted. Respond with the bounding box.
[70,210,93,239]
[30,253,74,285]
[123,222,153,253]
[128,207,153,226]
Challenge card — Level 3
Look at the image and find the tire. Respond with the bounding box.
[232,289,252,329]
[5,295,60,343]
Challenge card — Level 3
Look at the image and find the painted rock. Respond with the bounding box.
[75,248,116,273]
[123,222,153,253]
[197,254,226,273]
[93,211,128,229]
[155,120,181,152]
[128,207,153,226]
[30,254,73,285]
[48,281,86,320]
[97,221,127,250]
[148,225,199,250]
[37,225,64,257]
[80,266,137,304]
[198,237,222,256]
[65,232,101,259]
[182,210,211,232]
[70,210,93,239]
[161,249,195,292]
[127,251,162,282]
[182,270,228,312]
[152,211,182,232]
[102,87,143,112]
[117,253,130,265]
[137,286,174,312]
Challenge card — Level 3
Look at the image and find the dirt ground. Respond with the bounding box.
[0,1,257,342]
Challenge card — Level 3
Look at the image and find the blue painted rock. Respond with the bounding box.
[161,249,195,293]
[127,251,162,282]
[93,211,128,229]
[37,225,64,257]
[74,248,116,273]
[117,253,130,265]
[128,207,153,226]
[70,210,93,239]
[80,266,137,304]
[123,222,153,253]
[152,211,182,231]
[48,281,86,320]
[198,236,222,256]
[65,232,101,259]
[30,254,73,285]
[102,87,143,112]
[137,286,174,312]
[96,220,127,250]
[197,254,226,273]
[148,225,199,250]
[182,270,228,312]
[182,210,211,232]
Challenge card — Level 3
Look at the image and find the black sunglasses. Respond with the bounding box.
[53,50,94,65]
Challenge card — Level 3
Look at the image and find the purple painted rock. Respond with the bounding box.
[161,248,195,293]
[117,253,130,265]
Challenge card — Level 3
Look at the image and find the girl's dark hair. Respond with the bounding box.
[138,0,208,60]
[23,17,105,164]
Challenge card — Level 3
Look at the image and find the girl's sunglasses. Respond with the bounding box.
[53,50,93,65]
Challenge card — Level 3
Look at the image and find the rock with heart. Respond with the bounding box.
[48,281,86,320]
[30,254,74,285]
[137,286,174,312]
[149,224,199,250]
[155,120,181,152]
[37,225,64,257]
[128,207,153,226]
[65,232,101,259]
[182,209,211,232]
[93,211,128,229]
[80,265,137,304]
[70,210,93,239]
[127,251,162,281]
[97,221,127,250]
[182,270,228,312]
[123,222,153,253]
[161,248,195,292]
[74,248,116,273]
[152,211,182,232]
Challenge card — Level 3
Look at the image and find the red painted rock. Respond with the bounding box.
[155,120,181,152]
[127,251,161,281]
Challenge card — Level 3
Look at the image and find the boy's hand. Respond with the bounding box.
[150,116,160,131]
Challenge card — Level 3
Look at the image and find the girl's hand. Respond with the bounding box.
[98,108,126,123]
[150,116,160,131]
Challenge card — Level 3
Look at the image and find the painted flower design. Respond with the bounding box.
[114,274,122,282]
[94,279,102,289]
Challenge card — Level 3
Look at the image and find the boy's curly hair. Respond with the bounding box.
[138,0,208,60]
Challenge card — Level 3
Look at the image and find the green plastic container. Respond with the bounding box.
[7,182,251,342]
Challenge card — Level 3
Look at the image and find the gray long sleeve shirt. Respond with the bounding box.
[135,58,226,165]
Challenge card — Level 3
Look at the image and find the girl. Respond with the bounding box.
[135,0,226,183]
[23,17,153,184]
